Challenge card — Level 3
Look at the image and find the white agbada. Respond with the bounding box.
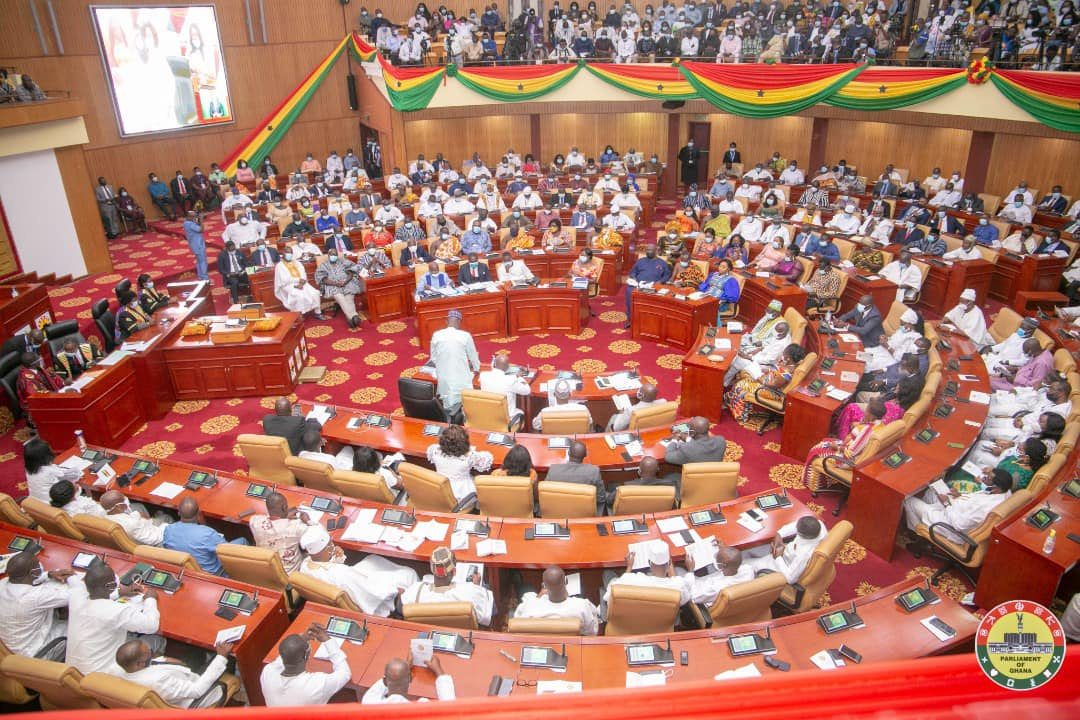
[903,489,1011,533]
[745,522,827,583]
[260,638,350,707]
[362,674,456,704]
[298,555,418,617]
[478,368,531,420]
[732,217,763,243]
[109,510,166,546]
[725,329,791,384]
[879,260,924,301]
[688,563,756,607]
[66,577,160,675]
[274,260,321,314]
[826,212,860,234]
[983,332,1030,373]
[0,577,70,657]
[943,246,983,261]
[865,327,921,373]
[942,303,992,347]
[514,593,601,635]
[602,571,691,609]
[430,325,480,409]
[124,654,228,708]
[400,575,495,627]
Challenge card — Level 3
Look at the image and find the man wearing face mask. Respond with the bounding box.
[459,251,492,285]
[116,636,236,708]
[400,236,432,267]
[274,246,323,318]
[1036,185,1069,215]
[999,224,1039,254]
[146,172,178,220]
[461,221,492,255]
[221,211,265,249]
[677,138,701,185]
[825,204,860,234]
[496,250,535,284]
[15,352,64,421]
[315,249,363,329]
[101,490,169,546]
[116,289,152,340]
[53,337,102,381]
[879,249,925,302]
[214,240,248,304]
[779,160,805,186]
[998,192,1034,224]
[725,321,791,386]
[626,245,672,327]
[0,550,74,662]
[834,294,886,348]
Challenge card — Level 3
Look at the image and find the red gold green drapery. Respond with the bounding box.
[447,62,581,101]
[826,67,967,111]
[678,61,865,117]
[989,69,1080,133]
[377,54,446,112]
[585,62,697,100]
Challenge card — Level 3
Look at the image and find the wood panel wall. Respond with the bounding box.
[539,113,667,164]
[985,134,1080,204]
[679,115,814,179]
[821,120,973,188]
[403,116,532,170]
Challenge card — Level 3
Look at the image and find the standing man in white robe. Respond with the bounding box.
[274,250,323,317]
[430,309,480,416]
[939,288,992,348]
[879,250,924,302]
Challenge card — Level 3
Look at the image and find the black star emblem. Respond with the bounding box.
[517,83,524,91]
[757,89,764,97]
[396,80,402,88]
[879,85,887,93]
[657,84,664,91]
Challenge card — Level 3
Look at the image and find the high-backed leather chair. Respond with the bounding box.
[0,492,34,527]
[1056,422,1080,456]
[43,320,83,360]
[507,617,583,634]
[20,498,86,541]
[804,273,848,318]
[603,585,681,636]
[0,656,100,710]
[987,307,1023,343]
[92,300,117,353]
[71,515,138,554]
[398,462,475,512]
[113,279,132,303]
[402,601,479,630]
[537,480,597,518]
[627,400,678,432]
[783,306,807,346]
[0,640,35,705]
[461,388,522,432]
[716,274,746,320]
[743,351,817,434]
[540,407,592,434]
[289,572,361,611]
[610,485,676,515]
[882,301,913,336]
[1054,348,1077,376]
[216,544,298,611]
[412,261,448,285]
[398,377,451,423]
[679,462,740,508]
[776,520,853,613]
[688,572,787,628]
[284,456,336,492]
[133,545,200,572]
[331,469,399,504]
[236,434,295,485]
[81,670,239,709]
[474,475,535,518]
[1027,455,1066,496]
[809,419,907,515]
[0,351,23,416]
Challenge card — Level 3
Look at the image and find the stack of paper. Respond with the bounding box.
[809,649,842,670]
[476,538,507,557]
[120,340,151,352]
[656,516,689,534]
[414,519,449,542]
[714,663,763,681]
[968,391,991,404]
[727,321,744,333]
[58,456,93,474]
[736,512,764,533]
[565,572,583,597]
[838,333,860,344]
[214,625,246,644]
[341,522,385,544]
[450,530,469,551]
[97,350,134,367]
[825,387,851,401]
[306,405,334,424]
[609,374,643,392]
[537,680,582,694]
[623,440,645,457]
[714,338,732,350]
[626,670,667,688]
[149,482,185,500]
[685,538,719,569]
[627,539,667,569]
[612,394,632,412]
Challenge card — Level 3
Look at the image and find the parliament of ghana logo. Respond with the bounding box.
[975,600,1065,690]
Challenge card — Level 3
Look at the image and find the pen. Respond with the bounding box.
[498,649,516,662]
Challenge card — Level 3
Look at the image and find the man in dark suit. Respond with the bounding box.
[399,238,432,267]
[1034,228,1067,255]
[836,294,886,348]
[893,221,925,246]
[169,170,194,212]
[324,231,354,254]
[217,240,249,304]
[873,176,899,198]
[249,241,280,268]
[722,143,740,164]
[957,192,984,213]
[1037,186,1068,215]
[664,416,727,465]
[255,182,281,204]
[459,252,491,285]
[263,398,321,455]
[546,441,607,515]
[551,186,574,207]
[617,455,680,509]
[1,327,45,362]
[929,210,964,235]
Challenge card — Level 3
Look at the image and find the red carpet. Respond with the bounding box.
[0,199,978,609]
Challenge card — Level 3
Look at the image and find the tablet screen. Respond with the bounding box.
[522,647,549,664]
[823,612,848,630]
[327,618,352,635]
[220,590,244,607]
[612,520,635,533]
[758,495,779,509]
[432,633,457,651]
[730,635,758,653]
[628,645,655,663]
[534,523,556,536]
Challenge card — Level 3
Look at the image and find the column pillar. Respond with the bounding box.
[964,131,994,195]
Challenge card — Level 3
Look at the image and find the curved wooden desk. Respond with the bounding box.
[678,325,737,424]
[265,579,977,701]
[630,285,718,352]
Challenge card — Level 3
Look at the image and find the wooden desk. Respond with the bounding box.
[990,253,1067,303]
[738,273,807,323]
[164,312,305,399]
[840,271,898,316]
[125,298,210,420]
[916,258,994,312]
[780,325,865,459]
[506,282,588,336]
[29,355,145,450]
[679,325,737,424]
[631,286,718,351]
[0,523,289,706]
[0,283,52,338]
[848,332,990,561]
[364,267,416,323]
[165,280,212,308]
[976,475,1080,609]
[415,288,508,350]
[267,579,976,699]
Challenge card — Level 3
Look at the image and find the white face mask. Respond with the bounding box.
[284,253,293,261]
[579,254,589,263]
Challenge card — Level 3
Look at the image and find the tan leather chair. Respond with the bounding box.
[0,639,34,705]
[537,480,597,518]
[0,656,99,710]
[809,420,906,515]
[795,256,815,285]
[507,617,583,634]
[21,498,85,541]
[0,492,34,528]
[331,468,398,504]
[133,545,200,573]
[611,485,676,515]
[1027,455,1066,496]
[413,261,448,284]
[80,670,238,709]
[743,351,818,434]
[882,301,913,335]
[236,434,295,485]
[783,306,807,346]
[627,400,678,432]
[679,462,740,508]
[71,515,138,554]
[289,571,361,611]
[717,274,746,320]
[1056,422,1080,456]
[988,307,1023,344]
[474,475,535,518]
[284,456,336,492]
[805,272,848,318]
[688,572,787,628]
[1054,348,1077,376]
[398,462,476,512]
[979,193,1001,215]
[402,601,479,630]
[913,490,1033,587]
[462,388,522,432]
[540,407,592,434]
[776,520,853,613]
[603,584,682,636]
[216,544,299,611]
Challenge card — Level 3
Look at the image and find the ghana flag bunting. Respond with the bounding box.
[990,69,1080,133]
[826,67,967,111]
[678,61,864,118]
[379,53,445,111]
[448,62,582,101]
[219,36,351,176]
[585,62,697,100]
[349,32,377,62]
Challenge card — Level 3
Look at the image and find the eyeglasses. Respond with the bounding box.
[515,679,537,687]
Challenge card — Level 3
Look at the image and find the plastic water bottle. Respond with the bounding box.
[1043,529,1056,554]
[10,287,17,298]
[75,429,86,452]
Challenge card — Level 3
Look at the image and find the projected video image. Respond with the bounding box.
[91,5,232,136]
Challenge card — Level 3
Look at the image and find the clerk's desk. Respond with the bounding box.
[28,296,210,451]
[630,284,719,352]
[678,326,737,424]
[0,522,289,706]
[0,283,52,338]
[267,579,977,701]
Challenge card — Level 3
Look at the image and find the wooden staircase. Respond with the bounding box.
[1,271,73,286]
